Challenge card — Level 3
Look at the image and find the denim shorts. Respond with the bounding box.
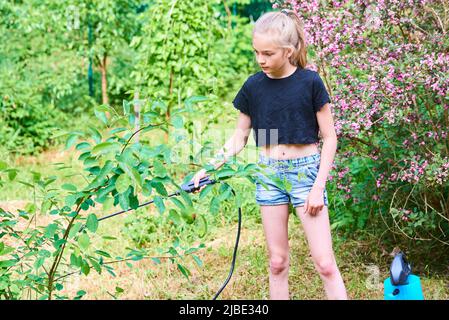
[254,153,328,208]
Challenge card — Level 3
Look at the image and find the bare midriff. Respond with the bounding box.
[260,143,319,160]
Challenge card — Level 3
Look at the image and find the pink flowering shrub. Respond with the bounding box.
[272,0,449,246]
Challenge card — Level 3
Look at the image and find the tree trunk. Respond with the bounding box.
[164,66,174,144]
[100,53,109,105]
[134,91,141,143]
[222,0,232,30]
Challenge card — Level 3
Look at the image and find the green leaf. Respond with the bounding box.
[75,142,91,151]
[44,224,58,239]
[110,127,128,135]
[62,183,77,192]
[128,112,136,127]
[88,126,102,144]
[81,260,90,276]
[102,236,117,240]
[154,196,165,214]
[168,209,182,225]
[94,109,108,125]
[181,209,194,224]
[284,178,292,193]
[216,168,235,179]
[170,115,183,129]
[131,167,143,188]
[78,151,91,161]
[115,286,124,293]
[151,181,168,196]
[31,171,41,183]
[88,257,102,274]
[0,244,14,256]
[68,222,82,239]
[18,180,34,188]
[70,253,81,267]
[0,260,16,268]
[41,199,52,214]
[177,263,191,280]
[105,266,116,277]
[180,190,193,208]
[118,190,130,210]
[115,174,132,194]
[65,192,84,207]
[7,169,18,181]
[53,239,67,250]
[169,197,185,210]
[123,100,131,115]
[195,214,208,238]
[210,196,220,215]
[199,183,214,200]
[65,134,79,150]
[95,250,112,258]
[75,290,87,300]
[86,214,99,233]
[96,104,114,114]
[142,180,152,196]
[192,254,203,267]
[86,160,115,191]
[34,257,45,269]
[78,234,90,251]
[217,183,232,201]
[185,95,208,111]
[92,142,121,156]
[38,249,51,258]
[25,203,37,214]
[0,161,7,171]
[153,160,166,178]
[297,170,306,182]
[243,163,258,172]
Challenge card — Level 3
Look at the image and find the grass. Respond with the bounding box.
[59,213,449,300]
[3,190,448,300]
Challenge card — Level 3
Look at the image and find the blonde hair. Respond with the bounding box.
[253,9,307,69]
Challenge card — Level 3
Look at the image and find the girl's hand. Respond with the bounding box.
[190,168,209,193]
[304,186,325,216]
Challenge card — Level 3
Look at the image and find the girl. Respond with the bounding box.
[191,9,348,300]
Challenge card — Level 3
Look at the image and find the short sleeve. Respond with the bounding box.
[312,72,331,112]
[232,80,251,115]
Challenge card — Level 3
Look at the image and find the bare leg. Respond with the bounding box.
[295,205,348,300]
[260,204,290,300]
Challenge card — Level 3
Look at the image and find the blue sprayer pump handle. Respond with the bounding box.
[390,252,411,286]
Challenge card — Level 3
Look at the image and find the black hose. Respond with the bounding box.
[212,188,241,300]
[79,180,242,300]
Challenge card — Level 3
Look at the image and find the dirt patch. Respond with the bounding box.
[14,147,73,166]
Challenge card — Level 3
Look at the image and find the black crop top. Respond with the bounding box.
[232,67,331,147]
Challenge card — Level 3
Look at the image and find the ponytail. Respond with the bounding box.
[283,10,308,68]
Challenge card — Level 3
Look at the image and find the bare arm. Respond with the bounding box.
[207,112,252,170]
[314,103,338,190]
[191,112,252,190]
